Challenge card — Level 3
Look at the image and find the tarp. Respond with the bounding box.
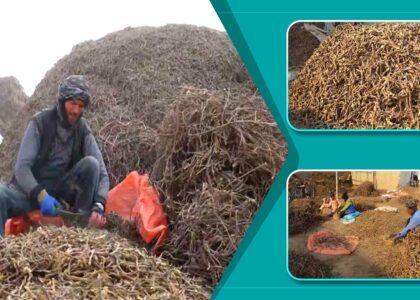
[307,229,359,255]
[105,171,168,253]
[374,206,399,213]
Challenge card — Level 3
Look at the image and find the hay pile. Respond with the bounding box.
[353,181,378,197]
[0,77,27,132]
[289,198,322,235]
[0,226,210,299]
[153,87,286,285]
[289,22,420,129]
[0,25,251,184]
[390,229,420,278]
[288,250,332,278]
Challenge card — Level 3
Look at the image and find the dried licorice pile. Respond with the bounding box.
[390,229,420,278]
[0,77,27,132]
[288,250,332,278]
[353,181,378,197]
[289,22,420,129]
[0,24,287,290]
[315,235,351,249]
[104,212,142,244]
[288,199,322,235]
[153,87,287,285]
[0,25,251,185]
[0,226,210,299]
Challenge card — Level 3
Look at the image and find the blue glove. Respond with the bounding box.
[40,193,61,216]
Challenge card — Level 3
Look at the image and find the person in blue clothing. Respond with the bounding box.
[393,200,420,244]
[338,192,357,218]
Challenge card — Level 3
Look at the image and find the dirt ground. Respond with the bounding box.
[289,187,418,278]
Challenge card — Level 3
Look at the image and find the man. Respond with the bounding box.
[0,75,108,236]
[393,200,420,243]
[319,191,341,216]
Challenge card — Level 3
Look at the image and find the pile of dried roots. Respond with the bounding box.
[288,198,322,235]
[0,226,209,299]
[315,235,352,249]
[324,210,406,240]
[289,22,420,129]
[0,25,251,185]
[0,25,287,289]
[153,87,287,285]
[0,77,27,132]
[288,250,332,278]
[353,181,378,197]
[390,229,420,278]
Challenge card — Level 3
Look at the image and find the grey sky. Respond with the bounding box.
[0,0,224,96]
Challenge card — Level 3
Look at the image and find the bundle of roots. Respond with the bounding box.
[289,22,420,129]
[153,87,287,285]
[0,226,209,299]
[288,250,332,278]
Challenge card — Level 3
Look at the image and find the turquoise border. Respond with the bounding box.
[286,20,420,132]
[286,169,420,281]
[209,1,420,299]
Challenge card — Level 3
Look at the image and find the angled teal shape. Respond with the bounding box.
[209,1,299,297]
[210,0,420,299]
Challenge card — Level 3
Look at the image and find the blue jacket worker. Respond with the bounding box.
[394,200,420,243]
[0,75,109,235]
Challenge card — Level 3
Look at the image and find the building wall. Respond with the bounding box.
[351,171,375,186]
[375,172,401,191]
[351,171,402,191]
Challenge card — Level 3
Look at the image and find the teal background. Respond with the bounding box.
[209,1,420,299]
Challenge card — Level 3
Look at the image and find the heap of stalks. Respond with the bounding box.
[390,229,420,278]
[315,235,352,249]
[0,25,250,185]
[289,22,420,129]
[353,181,378,197]
[288,250,332,278]
[289,199,322,235]
[153,87,287,285]
[0,226,210,299]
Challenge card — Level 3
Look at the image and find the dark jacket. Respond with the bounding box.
[13,106,109,204]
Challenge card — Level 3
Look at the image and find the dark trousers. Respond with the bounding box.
[0,156,100,236]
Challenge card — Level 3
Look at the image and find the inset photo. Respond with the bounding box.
[288,22,419,130]
[288,171,420,279]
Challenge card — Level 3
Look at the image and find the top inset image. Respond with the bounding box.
[288,22,419,130]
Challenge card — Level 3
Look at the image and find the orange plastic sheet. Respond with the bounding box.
[307,229,359,255]
[105,171,168,253]
[5,211,64,235]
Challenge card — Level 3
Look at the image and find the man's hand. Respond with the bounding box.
[393,235,403,245]
[38,191,61,216]
[89,202,106,229]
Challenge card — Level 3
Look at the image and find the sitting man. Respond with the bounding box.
[393,200,420,243]
[0,75,108,235]
[319,191,341,215]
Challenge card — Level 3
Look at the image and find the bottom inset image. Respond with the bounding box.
[288,171,419,279]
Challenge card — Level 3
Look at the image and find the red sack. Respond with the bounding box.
[105,171,169,253]
[307,229,359,255]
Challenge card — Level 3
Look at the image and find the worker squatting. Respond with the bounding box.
[0,75,108,235]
